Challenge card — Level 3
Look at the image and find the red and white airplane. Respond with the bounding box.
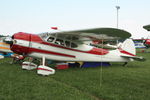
[143,25,150,48]
[7,28,144,75]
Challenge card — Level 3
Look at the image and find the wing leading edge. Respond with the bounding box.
[39,28,131,43]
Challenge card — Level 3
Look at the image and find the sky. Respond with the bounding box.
[0,0,150,38]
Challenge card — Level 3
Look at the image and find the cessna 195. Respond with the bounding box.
[6,28,145,75]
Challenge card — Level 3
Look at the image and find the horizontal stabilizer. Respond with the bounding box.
[121,55,146,61]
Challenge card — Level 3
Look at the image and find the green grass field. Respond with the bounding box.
[0,52,150,100]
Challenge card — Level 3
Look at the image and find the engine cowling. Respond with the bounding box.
[10,32,31,55]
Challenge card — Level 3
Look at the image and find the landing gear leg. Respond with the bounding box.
[122,62,128,66]
[37,56,55,76]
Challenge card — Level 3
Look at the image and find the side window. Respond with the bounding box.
[71,42,77,48]
[55,39,61,45]
[55,39,65,46]
[65,41,70,47]
[47,37,54,42]
[60,40,65,46]
[65,41,77,48]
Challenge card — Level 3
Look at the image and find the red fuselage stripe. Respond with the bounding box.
[37,68,53,72]
[22,64,36,67]
[32,41,108,55]
[119,48,136,56]
[30,47,76,58]
[12,44,75,58]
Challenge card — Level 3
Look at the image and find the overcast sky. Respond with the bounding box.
[0,0,150,38]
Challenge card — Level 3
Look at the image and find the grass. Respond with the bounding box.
[0,52,150,100]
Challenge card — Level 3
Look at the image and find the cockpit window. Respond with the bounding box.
[71,42,78,48]
[65,41,77,48]
[65,41,70,47]
[46,36,78,48]
[47,37,54,42]
[55,39,64,46]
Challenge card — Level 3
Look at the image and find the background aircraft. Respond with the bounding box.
[143,25,150,31]
[133,25,150,49]
[142,25,150,48]
[0,36,13,58]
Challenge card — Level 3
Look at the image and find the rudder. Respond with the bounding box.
[119,39,136,56]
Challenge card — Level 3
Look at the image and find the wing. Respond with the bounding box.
[39,28,131,43]
[143,25,150,31]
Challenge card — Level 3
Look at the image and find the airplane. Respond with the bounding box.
[0,37,13,58]
[133,39,146,48]
[5,27,145,75]
[143,24,150,31]
[142,25,150,48]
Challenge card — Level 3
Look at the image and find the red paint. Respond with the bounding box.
[11,45,28,55]
[13,32,43,43]
[31,34,43,43]
[119,48,136,56]
[56,64,69,69]
[92,39,103,44]
[13,32,31,41]
[145,39,150,45]
[51,27,58,30]
[87,48,108,55]
[11,32,43,55]
[22,64,36,67]
[11,32,31,54]
[37,68,53,72]
[12,44,75,58]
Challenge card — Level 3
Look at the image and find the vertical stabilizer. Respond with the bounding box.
[119,39,136,56]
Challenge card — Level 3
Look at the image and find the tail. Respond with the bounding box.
[119,39,145,61]
[119,39,136,56]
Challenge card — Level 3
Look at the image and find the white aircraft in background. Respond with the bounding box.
[5,27,145,75]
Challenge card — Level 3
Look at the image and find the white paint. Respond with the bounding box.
[22,61,37,70]
[37,65,55,75]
